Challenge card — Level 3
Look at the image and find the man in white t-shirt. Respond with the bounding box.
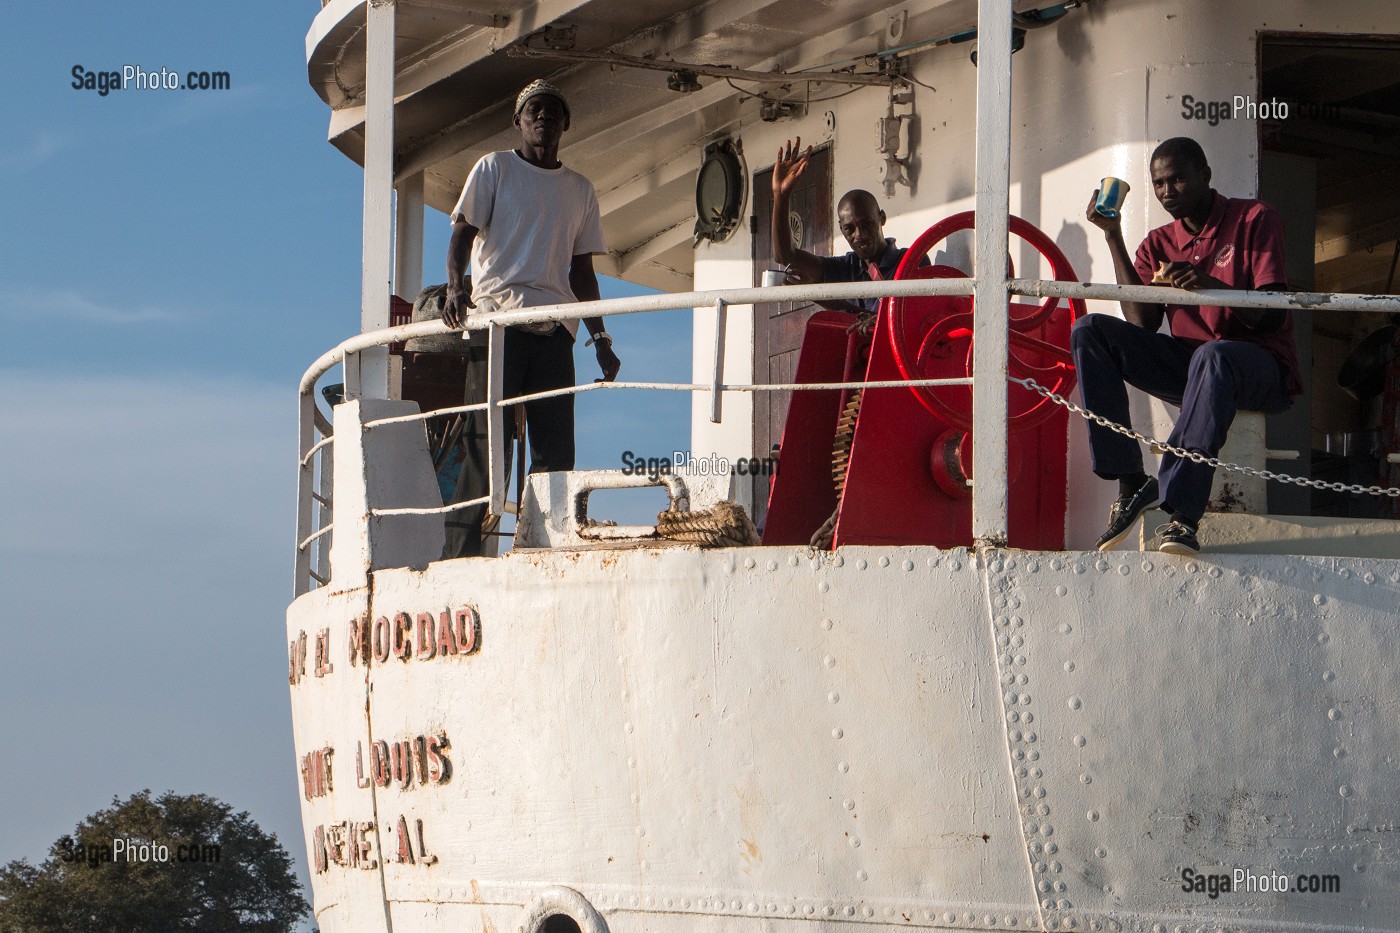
[441,79,621,558]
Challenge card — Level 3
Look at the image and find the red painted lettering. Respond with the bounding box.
[372,740,391,787]
[416,613,436,660]
[355,742,371,788]
[393,612,412,661]
[313,825,328,873]
[373,616,391,663]
[415,819,437,865]
[455,607,480,655]
[396,815,414,864]
[437,610,456,656]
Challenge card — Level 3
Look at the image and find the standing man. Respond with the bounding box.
[1074,136,1300,555]
[441,79,621,558]
[770,138,920,316]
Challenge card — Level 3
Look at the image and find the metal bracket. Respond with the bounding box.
[573,473,691,540]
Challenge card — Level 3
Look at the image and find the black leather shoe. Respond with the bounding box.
[1156,518,1201,555]
[1095,477,1159,551]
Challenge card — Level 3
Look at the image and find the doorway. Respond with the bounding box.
[751,145,833,526]
[1259,34,1400,518]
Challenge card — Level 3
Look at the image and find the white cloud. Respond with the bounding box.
[0,130,67,174]
[0,287,186,325]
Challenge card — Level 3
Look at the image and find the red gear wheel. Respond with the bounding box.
[884,211,1086,432]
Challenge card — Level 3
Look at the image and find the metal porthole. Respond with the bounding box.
[517,886,609,933]
[693,138,747,244]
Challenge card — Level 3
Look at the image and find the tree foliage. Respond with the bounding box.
[0,790,309,933]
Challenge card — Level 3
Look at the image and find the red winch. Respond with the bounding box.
[762,211,1086,550]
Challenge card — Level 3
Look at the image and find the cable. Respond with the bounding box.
[805,84,865,104]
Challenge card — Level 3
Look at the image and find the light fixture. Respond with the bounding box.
[667,69,702,93]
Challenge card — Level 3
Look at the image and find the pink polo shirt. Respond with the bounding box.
[1133,192,1302,397]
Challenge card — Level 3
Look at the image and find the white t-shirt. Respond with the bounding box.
[451,150,607,338]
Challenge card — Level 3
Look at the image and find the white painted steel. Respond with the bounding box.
[294,276,1400,592]
[394,171,424,302]
[355,0,395,400]
[710,299,728,425]
[486,323,506,517]
[299,280,1400,396]
[289,546,1400,932]
[971,0,1013,549]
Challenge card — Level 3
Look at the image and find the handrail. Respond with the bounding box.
[293,274,1400,594]
[297,277,1400,396]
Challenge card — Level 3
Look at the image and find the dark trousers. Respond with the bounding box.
[443,326,575,558]
[1070,314,1291,523]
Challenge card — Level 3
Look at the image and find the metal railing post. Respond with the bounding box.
[487,323,507,516]
[971,0,1013,548]
[294,391,317,596]
[710,298,728,424]
[356,0,395,400]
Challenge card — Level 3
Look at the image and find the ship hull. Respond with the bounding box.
[289,545,1400,932]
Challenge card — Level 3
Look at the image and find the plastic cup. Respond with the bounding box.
[1094,177,1130,219]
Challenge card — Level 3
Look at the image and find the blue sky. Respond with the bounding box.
[1,1,689,915]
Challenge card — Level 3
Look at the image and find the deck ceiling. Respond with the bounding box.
[306,0,1007,289]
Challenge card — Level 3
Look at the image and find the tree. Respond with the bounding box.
[0,790,310,933]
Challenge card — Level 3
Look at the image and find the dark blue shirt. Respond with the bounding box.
[816,238,924,313]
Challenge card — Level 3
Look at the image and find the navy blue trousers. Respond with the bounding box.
[1070,314,1291,523]
[443,326,576,558]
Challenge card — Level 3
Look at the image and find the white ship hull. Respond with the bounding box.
[289,544,1400,932]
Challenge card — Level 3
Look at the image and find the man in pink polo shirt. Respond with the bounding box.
[1073,137,1300,555]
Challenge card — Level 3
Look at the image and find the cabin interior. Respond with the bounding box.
[1258,34,1400,519]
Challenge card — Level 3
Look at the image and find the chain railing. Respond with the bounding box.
[1009,376,1400,499]
[294,276,1400,595]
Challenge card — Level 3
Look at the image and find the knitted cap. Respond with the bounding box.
[514,79,570,117]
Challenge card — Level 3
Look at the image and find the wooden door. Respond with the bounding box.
[752,145,832,526]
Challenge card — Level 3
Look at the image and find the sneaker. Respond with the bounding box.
[1156,519,1200,555]
[1095,477,1160,551]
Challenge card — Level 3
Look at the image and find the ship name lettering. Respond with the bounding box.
[314,628,334,677]
[288,631,307,686]
[312,820,379,874]
[394,815,437,865]
[300,746,334,800]
[355,733,451,790]
[350,607,480,667]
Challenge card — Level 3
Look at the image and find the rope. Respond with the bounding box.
[1009,376,1400,499]
[656,500,761,547]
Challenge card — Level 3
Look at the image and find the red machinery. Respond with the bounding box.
[762,212,1086,549]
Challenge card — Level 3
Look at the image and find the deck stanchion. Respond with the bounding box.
[971,0,1014,548]
[294,391,317,596]
[357,0,396,400]
[710,299,728,424]
[487,323,507,517]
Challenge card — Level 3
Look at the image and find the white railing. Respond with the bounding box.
[294,276,1400,595]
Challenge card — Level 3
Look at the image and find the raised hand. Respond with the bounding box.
[772,137,813,197]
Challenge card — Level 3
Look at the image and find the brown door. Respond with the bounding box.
[752,145,833,525]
